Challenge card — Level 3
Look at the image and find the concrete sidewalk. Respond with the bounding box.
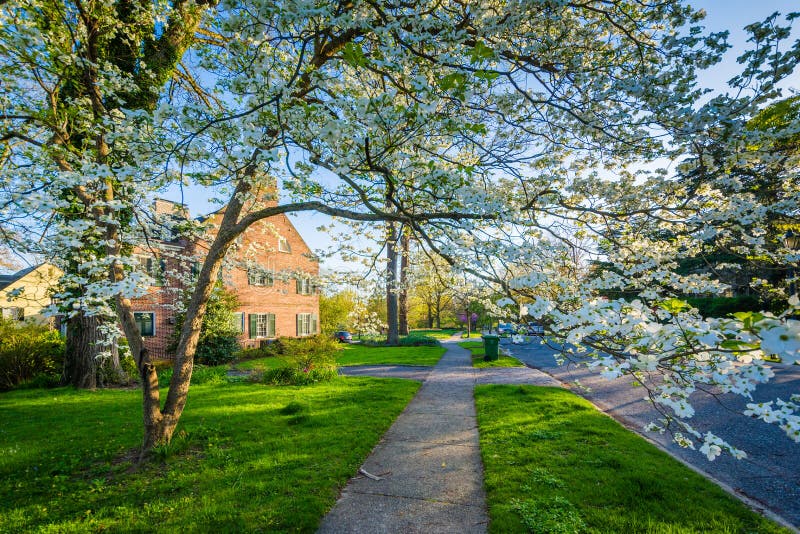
[318,341,490,533]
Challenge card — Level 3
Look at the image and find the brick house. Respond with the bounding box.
[130,199,320,359]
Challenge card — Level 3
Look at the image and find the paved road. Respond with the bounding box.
[504,337,800,529]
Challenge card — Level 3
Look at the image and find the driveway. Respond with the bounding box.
[504,337,800,529]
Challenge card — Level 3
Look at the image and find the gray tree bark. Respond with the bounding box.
[386,220,400,345]
[63,312,100,389]
[63,312,126,388]
[398,229,410,336]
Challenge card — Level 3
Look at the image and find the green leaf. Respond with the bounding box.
[465,123,488,135]
[342,42,367,67]
[732,311,765,330]
[470,41,495,63]
[658,298,690,314]
[438,72,466,91]
[475,69,500,81]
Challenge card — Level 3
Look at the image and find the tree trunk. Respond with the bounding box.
[398,228,410,336]
[386,220,399,345]
[63,311,127,388]
[435,294,441,329]
[63,312,100,389]
[98,343,126,386]
[129,180,251,456]
[427,302,433,328]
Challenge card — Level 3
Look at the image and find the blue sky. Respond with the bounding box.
[163,1,800,272]
[696,1,799,89]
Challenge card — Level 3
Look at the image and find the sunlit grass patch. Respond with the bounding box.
[411,328,460,339]
[459,341,524,368]
[336,344,445,366]
[0,377,419,532]
[474,385,787,533]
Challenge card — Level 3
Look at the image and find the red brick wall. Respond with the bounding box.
[130,209,320,359]
[226,214,320,349]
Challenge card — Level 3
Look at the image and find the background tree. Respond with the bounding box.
[0,0,217,389]
[398,227,411,336]
[408,250,458,329]
[319,289,357,334]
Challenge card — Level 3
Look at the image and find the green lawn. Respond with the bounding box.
[232,355,291,372]
[0,378,419,532]
[474,385,787,533]
[411,328,460,339]
[459,331,483,339]
[459,341,524,368]
[336,344,446,366]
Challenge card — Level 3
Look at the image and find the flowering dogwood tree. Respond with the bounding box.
[1,0,798,458]
[0,0,218,390]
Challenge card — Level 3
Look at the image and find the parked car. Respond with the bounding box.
[334,330,353,343]
[497,323,516,335]
[524,322,545,336]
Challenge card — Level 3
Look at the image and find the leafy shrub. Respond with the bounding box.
[169,284,241,365]
[16,372,62,390]
[235,346,274,361]
[0,320,65,390]
[254,335,339,385]
[397,334,439,347]
[194,334,241,366]
[359,333,440,347]
[357,336,389,347]
[685,295,761,318]
[261,365,337,386]
[119,354,138,380]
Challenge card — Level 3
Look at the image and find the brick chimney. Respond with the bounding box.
[153,198,189,218]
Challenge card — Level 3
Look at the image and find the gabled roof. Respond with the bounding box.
[0,264,39,291]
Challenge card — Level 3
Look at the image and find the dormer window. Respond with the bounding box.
[278,236,291,253]
[134,254,165,286]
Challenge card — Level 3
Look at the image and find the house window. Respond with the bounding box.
[190,261,200,281]
[248,313,275,338]
[134,312,155,337]
[296,313,317,336]
[278,236,291,253]
[247,269,274,287]
[232,312,245,334]
[135,255,165,286]
[1,307,23,321]
[296,278,312,295]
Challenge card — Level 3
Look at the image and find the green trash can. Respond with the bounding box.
[482,334,500,361]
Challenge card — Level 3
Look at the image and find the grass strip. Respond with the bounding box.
[336,344,445,367]
[459,341,524,368]
[0,377,419,532]
[474,385,787,534]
